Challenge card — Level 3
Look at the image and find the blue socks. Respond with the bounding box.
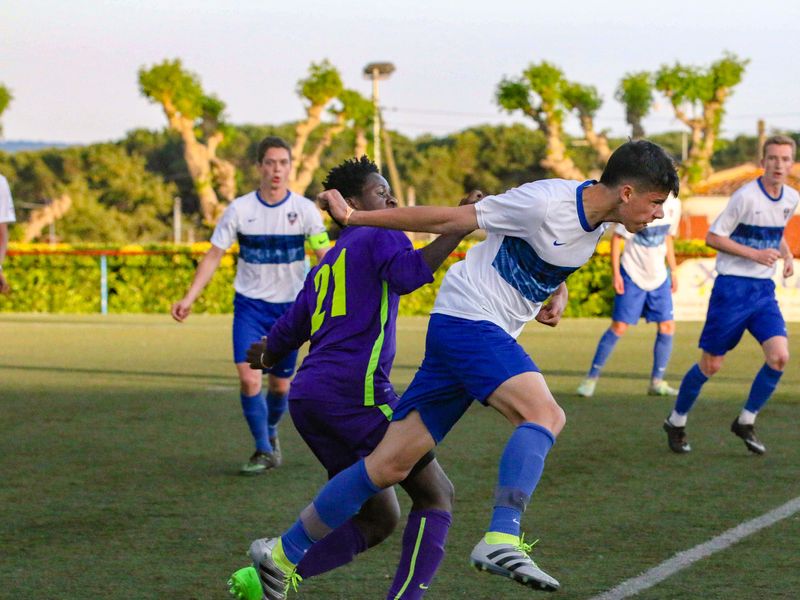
[588,329,620,378]
[488,423,555,536]
[240,393,270,452]
[266,391,288,439]
[282,459,381,565]
[674,364,708,415]
[745,363,783,413]
[651,333,674,381]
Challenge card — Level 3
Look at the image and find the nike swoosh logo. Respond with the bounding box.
[247,218,257,222]
[553,240,567,246]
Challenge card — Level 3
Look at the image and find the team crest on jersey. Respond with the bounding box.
[287,211,298,225]
[784,208,791,219]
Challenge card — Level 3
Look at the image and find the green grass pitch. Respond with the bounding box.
[1,314,799,599]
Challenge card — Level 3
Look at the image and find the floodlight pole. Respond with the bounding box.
[363,62,395,171]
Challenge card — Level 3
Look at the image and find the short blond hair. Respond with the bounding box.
[762,134,796,159]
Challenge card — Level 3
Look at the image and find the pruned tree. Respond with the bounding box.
[138,59,235,224]
[339,89,373,159]
[21,193,72,242]
[496,62,584,180]
[562,82,611,163]
[615,71,654,139]
[0,83,12,137]
[655,53,748,184]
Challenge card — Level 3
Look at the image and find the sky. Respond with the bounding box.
[2,0,799,144]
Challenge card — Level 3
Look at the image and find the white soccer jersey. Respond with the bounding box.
[210,190,327,303]
[433,179,607,338]
[0,175,16,224]
[615,194,681,291]
[709,178,799,279]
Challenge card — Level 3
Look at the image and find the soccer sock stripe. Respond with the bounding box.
[744,363,783,414]
[588,329,620,378]
[674,363,708,416]
[651,332,674,381]
[240,392,271,452]
[266,390,288,438]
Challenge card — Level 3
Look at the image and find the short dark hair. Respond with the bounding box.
[600,140,680,197]
[322,156,379,199]
[256,136,292,163]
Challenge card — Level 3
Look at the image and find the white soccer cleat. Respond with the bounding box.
[470,535,560,592]
[576,378,597,398]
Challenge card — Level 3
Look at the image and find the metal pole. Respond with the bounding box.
[681,131,688,162]
[372,67,381,171]
[100,255,108,315]
[173,196,182,244]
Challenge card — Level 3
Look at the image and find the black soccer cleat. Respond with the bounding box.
[730,419,766,455]
[663,420,691,453]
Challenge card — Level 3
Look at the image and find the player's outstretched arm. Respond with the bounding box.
[318,189,479,235]
[171,245,225,322]
[418,190,484,272]
[706,232,781,267]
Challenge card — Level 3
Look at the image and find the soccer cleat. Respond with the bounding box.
[269,437,282,467]
[730,419,766,455]
[246,538,302,600]
[663,419,691,453]
[576,378,597,398]
[648,381,679,396]
[469,534,559,592]
[228,566,262,600]
[240,451,280,476]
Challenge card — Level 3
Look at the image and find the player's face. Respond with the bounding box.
[619,186,668,233]
[259,147,292,192]
[761,143,795,188]
[355,173,397,211]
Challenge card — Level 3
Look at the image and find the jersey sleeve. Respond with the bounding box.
[0,176,15,224]
[301,198,330,250]
[266,277,313,357]
[474,182,549,237]
[209,202,239,250]
[613,223,633,239]
[709,191,744,237]
[371,230,434,295]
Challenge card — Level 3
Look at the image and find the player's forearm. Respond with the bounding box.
[665,235,678,272]
[780,237,793,261]
[184,248,224,302]
[705,232,758,261]
[0,223,8,265]
[610,234,623,276]
[419,234,463,273]
[348,205,478,235]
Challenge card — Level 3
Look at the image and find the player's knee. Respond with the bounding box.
[412,473,455,513]
[549,403,567,436]
[358,500,401,547]
[610,321,628,336]
[267,376,290,395]
[239,373,262,396]
[699,355,723,377]
[766,350,789,371]
[658,321,675,335]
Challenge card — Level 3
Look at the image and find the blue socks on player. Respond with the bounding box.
[488,423,555,537]
[240,392,270,452]
[744,363,783,414]
[588,329,620,378]
[673,363,708,417]
[651,332,674,381]
[282,459,382,565]
[266,390,288,439]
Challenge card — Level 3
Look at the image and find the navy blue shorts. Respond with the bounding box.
[394,313,539,444]
[699,275,786,356]
[611,267,674,324]
[232,293,298,377]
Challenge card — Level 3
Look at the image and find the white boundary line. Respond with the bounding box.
[588,495,800,600]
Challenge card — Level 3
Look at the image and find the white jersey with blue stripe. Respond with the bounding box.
[709,178,799,279]
[432,179,607,338]
[210,190,326,302]
[615,194,681,291]
[0,175,16,224]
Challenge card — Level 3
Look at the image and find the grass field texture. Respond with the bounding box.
[2,314,799,599]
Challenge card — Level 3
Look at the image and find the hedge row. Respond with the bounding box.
[0,240,713,316]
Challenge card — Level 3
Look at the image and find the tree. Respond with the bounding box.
[655,53,748,184]
[0,84,11,137]
[615,71,654,139]
[562,82,611,163]
[138,59,236,224]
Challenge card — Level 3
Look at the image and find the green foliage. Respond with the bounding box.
[0,83,12,135]
[615,71,654,136]
[337,89,373,128]
[562,82,603,117]
[138,59,210,121]
[655,53,748,110]
[297,60,343,108]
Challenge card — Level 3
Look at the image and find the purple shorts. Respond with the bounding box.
[289,399,394,478]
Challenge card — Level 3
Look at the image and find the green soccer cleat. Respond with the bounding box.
[240,450,280,476]
[228,566,262,600]
[576,378,597,398]
[648,381,679,396]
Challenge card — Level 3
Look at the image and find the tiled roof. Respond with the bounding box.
[692,164,800,196]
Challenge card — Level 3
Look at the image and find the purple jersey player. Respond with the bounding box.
[229,156,482,600]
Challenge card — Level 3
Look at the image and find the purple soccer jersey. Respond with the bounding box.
[267,226,433,413]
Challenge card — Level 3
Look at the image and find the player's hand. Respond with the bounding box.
[613,273,624,295]
[783,256,794,278]
[171,298,192,322]
[246,336,272,370]
[752,248,781,267]
[0,272,10,295]
[671,274,679,294]
[536,288,567,327]
[458,190,484,206]
[317,189,351,226]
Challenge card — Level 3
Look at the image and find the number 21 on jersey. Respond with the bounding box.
[310,248,347,335]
